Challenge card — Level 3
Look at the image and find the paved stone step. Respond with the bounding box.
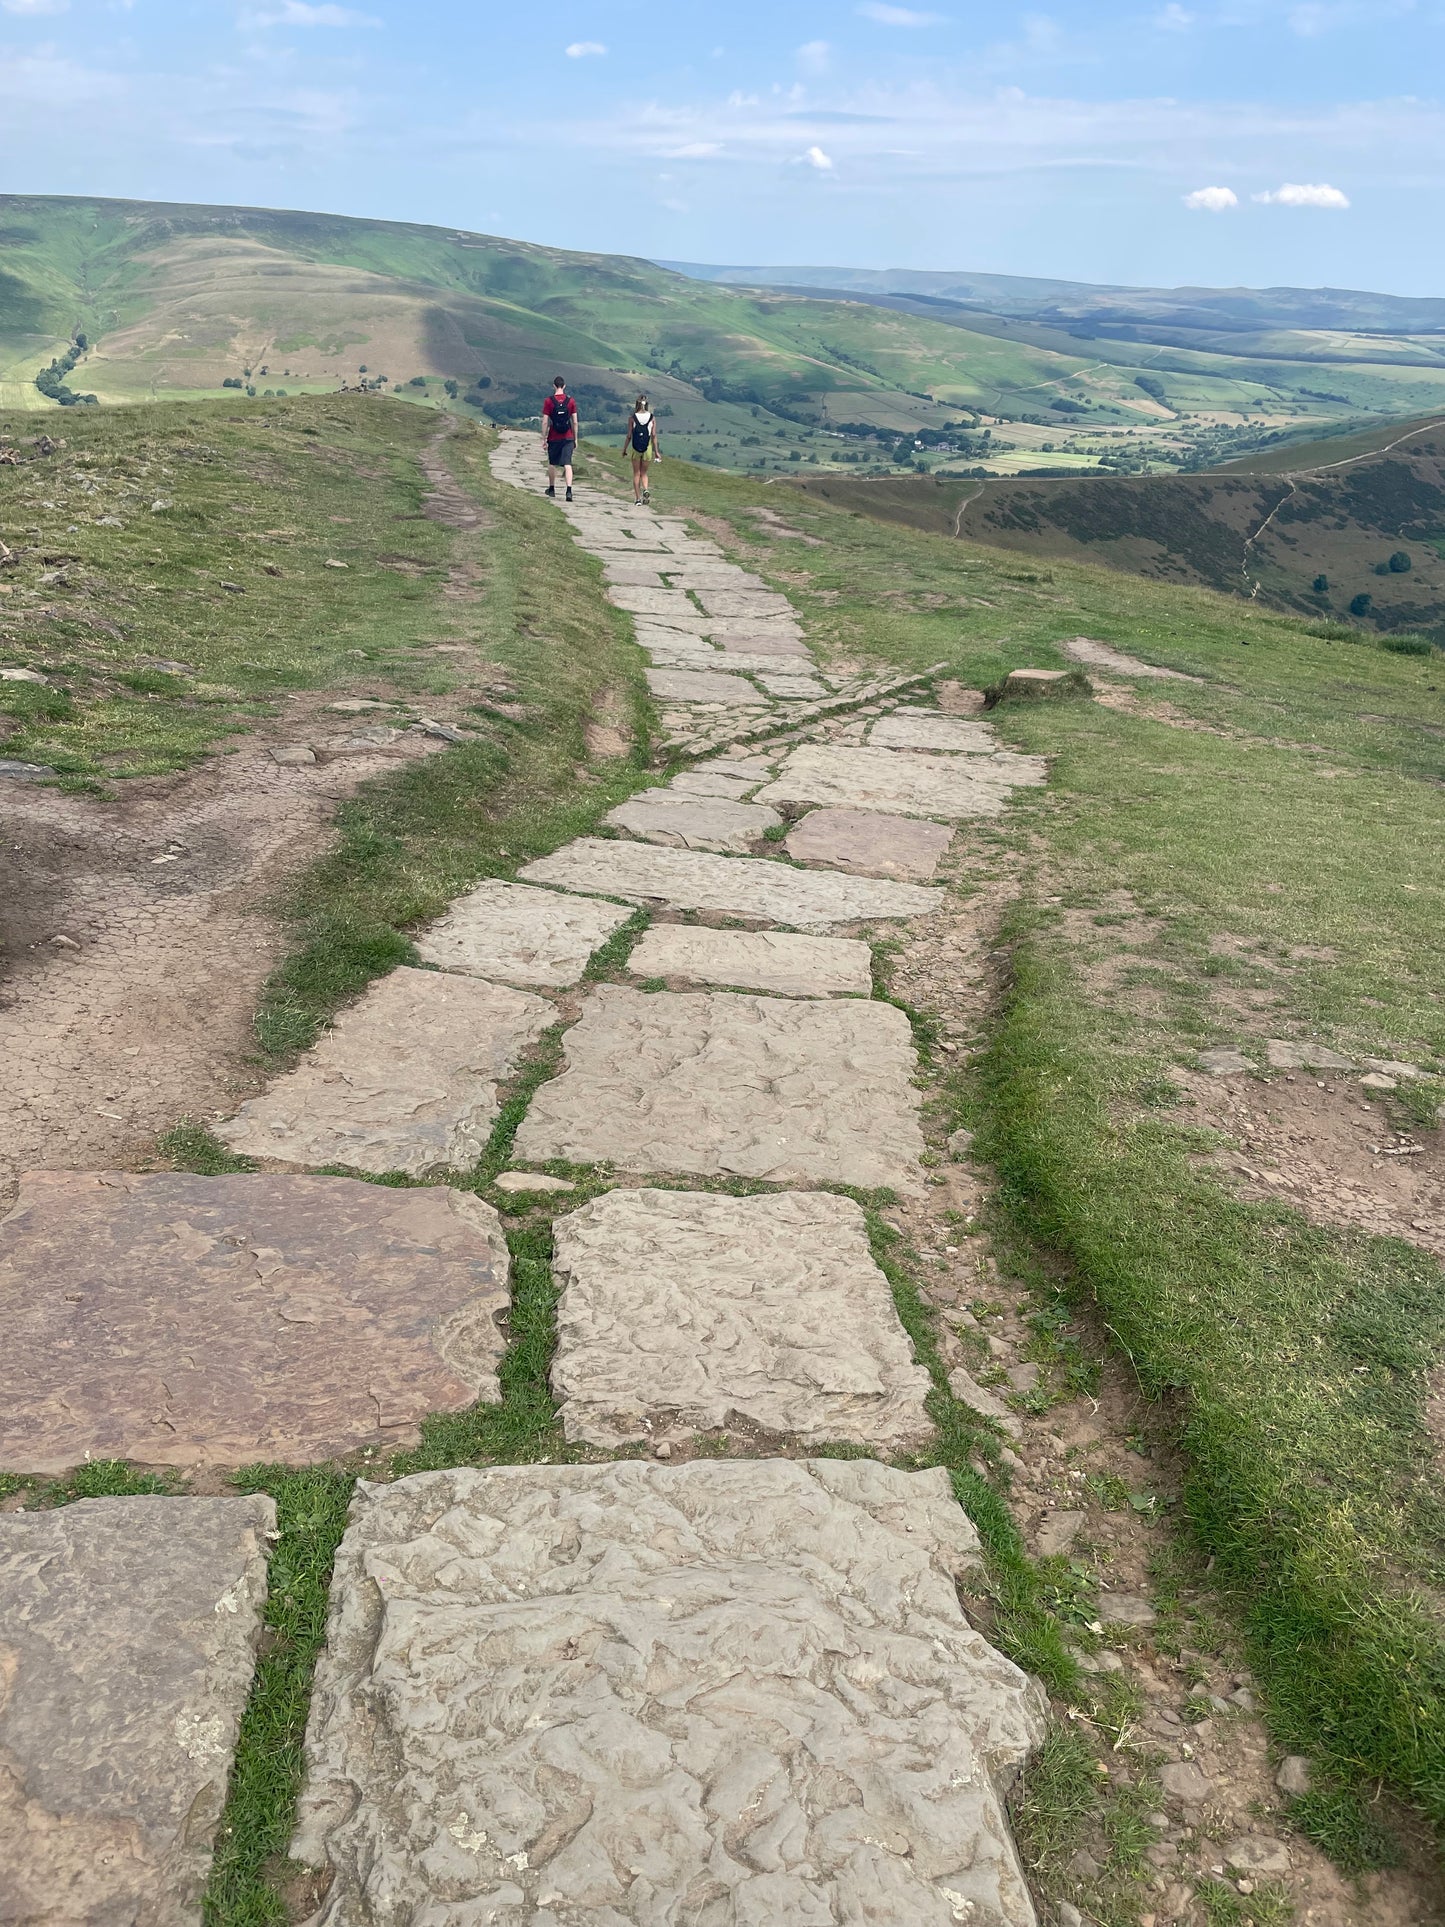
[416,874,633,986]
[869,707,1001,753]
[216,967,551,1176]
[512,983,925,1191]
[291,1459,1046,1925]
[0,1495,273,1923]
[551,1188,933,1448]
[518,836,941,928]
[786,806,955,881]
[627,924,872,996]
[603,789,782,853]
[658,663,949,759]
[645,666,770,706]
[0,1173,510,1470]
[755,742,1049,819]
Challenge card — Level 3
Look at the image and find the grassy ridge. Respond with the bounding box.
[615,445,1445,1840]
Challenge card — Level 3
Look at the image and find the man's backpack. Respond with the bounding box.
[548,393,574,437]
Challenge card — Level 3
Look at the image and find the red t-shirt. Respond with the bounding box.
[544,393,576,441]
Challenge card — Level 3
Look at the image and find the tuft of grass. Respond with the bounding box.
[156,1121,256,1175]
[1196,1879,1295,1927]
[204,1467,355,1927]
[1286,1784,1403,1874]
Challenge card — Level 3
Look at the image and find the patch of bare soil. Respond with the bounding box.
[885,850,1445,1927]
[584,682,632,761]
[1178,1068,1445,1261]
[0,725,444,1207]
[1063,636,1201,682]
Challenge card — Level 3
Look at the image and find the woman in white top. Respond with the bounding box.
[623,393,660,505]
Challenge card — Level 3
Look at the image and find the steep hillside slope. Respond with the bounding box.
[795,413,1445,634]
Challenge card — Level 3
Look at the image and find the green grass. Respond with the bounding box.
[0,394,473,780]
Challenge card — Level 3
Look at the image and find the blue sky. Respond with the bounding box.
[1,1,1441,295]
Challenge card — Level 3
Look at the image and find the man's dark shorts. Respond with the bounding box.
[547,437,576,466]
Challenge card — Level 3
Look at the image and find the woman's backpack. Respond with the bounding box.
[631,412,653,453]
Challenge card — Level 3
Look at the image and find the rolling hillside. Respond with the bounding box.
[793,412,1445,636]
[6,196,1445,479]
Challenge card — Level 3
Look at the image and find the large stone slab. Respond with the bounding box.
[666,768,760,798]
[0,1173,511,1470]
[628,924,873,996]
[513,984,926,1190]
[608,586,702,622]
[518,837,942,928]
[645,667,769,705]
[216,968,551,1176]
[695,588,795,618]
[604,790,781,853]
[756,743,1048,819]
[292,1460,1045,1926]
[870,708,999,753]
[714,632,812,658]
[551,1189,932,1448]
[0,1496,274,1925]
[786,806,955,881]
[415,875,632,987]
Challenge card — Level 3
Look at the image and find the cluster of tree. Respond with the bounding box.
[35,335,97,407]
[1134,375,1168,404]
[1374,552,1413,576]
[1050,397,1088,415]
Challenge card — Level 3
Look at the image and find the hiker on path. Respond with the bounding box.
[542,377,578,500]
[624,393,660,504]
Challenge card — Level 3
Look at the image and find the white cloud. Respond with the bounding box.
[802,144,834,169]
[1183,184,1238,210]
[663,141,723,158]
[857,3,944,24]
[565,40,606,58]
[241,2,378,25]
[1155,3,1193,27]
[1,0,69,13]
[796,39,831,76]
[1255,180,1351,207]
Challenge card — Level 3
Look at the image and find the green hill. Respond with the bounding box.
[794,412,1445,638]
[7,196,1445,480]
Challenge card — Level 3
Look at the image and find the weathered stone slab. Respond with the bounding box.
[0,1173,511,1470]
[695,588,795,616]
[0,1495,274,1925]
[604,790,781,852]
[608,586,701,621]
[628,924,873,996]
[518,837,943,928]
[870,708,999,753]
[787,806,955,881]
[216,968,550,1176]
[513,985,926,1191]
[1266,1039,1355,1071]
[599,560,666,587]
[415,875,632,987]
[700,753,778,778]
[291,1459,1045,1926]
[756,743,1048,819]
[714,633,812,658]
[552,1189,932,1447]
[666,768,759,798]
[757,672,828,699]
[707,615,804,640]
[645,667,769,705]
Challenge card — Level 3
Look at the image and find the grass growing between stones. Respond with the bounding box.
[601,445,1445,1850]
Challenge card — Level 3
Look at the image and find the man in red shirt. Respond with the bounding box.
[541,376,578,500]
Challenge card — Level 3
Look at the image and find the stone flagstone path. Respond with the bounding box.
[0,432,1055,1923]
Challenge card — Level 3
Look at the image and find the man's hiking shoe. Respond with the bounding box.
[545,484,555,497]
[565,486,574,502]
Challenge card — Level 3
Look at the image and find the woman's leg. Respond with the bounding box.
[631,454,644,502]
